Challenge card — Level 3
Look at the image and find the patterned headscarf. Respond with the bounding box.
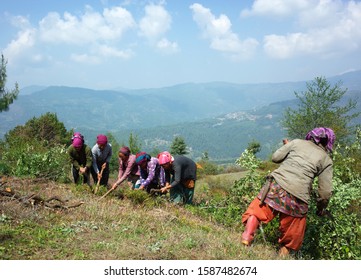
[305,127,336,152]
[135,152,150,165]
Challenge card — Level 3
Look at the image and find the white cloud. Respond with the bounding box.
[10,15,32,29]
[3,15,36,63]
[103,6,136,38]
[297,0,344,28]
[139,4,171,40]
[4,28,36,58]
[97,45,134,59]
[139,4,178,54]
[240,0,311,18]
[3,5,138,66]
[39,6,135,44]
[3,3,180,67]
[156,38,179,54]
[71,44,134,64]
[263,1,361,59]
[70,53,102,64]
[190,3,258,59]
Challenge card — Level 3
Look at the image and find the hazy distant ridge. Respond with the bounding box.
[1,70,360,161]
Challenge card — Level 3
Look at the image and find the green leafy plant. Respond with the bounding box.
[195,149,266,228]
[3,144,69,182]
[301,134,361,259]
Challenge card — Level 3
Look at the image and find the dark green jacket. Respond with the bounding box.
[67,144,92,170]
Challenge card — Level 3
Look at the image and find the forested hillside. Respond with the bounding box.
[111,100,294,161]
[0,81,305,136]
[1,71,360,162]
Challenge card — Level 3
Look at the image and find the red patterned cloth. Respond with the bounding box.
[257,179,308,217]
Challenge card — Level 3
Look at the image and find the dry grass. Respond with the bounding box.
[0,176,286,260]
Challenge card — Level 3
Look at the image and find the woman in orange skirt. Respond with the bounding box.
[241,127,335,256]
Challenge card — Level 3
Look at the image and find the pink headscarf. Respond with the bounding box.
[96,134,108,145]
[72,132,84,149]
[72,137,83,149]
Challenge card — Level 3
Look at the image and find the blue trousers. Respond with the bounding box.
[169,182,195,204]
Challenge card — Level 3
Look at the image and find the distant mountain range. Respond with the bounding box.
[1,70,361,162]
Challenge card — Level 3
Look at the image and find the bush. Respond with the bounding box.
[2,144,70,182]
[301,138,361,259]
[0,162,10,174]
[197,159,220,177]
[194,149,266,228]
[0,112,73,182]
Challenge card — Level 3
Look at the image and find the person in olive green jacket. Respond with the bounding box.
[241,127,335,257]
[67,132,92,186]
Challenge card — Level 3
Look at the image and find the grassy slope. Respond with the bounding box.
[0,174,287,260]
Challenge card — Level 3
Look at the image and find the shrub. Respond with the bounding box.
[197,159,220,177]
[0,112,73,182]
[302,177,361,259]
[194,149,266,228]
[301,136,361,259]
[2,143,70,182]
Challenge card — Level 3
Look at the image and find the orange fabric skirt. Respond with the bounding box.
[242,198,307,251]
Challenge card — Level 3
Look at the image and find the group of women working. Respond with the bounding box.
[68,127,335,257]
[67,133,197,205]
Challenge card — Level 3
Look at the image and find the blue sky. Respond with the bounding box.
[1,0,361,89]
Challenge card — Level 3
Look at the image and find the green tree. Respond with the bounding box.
[0,54,19,112]
[201,151,209,161]
[170,136,187,155]
[106,132,120,173]
[149,147,161,158]
[282,77,359,143]
[246,140,261,155]
[4,112,72,148]
[128,132,142,154]
[197,151,219,176]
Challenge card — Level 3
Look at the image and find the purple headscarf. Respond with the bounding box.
[305,127,336,152]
